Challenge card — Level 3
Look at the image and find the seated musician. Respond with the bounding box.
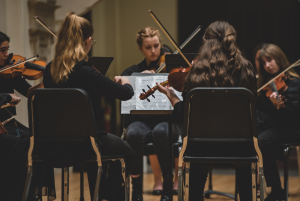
[0,92,27,201]
[0,31,31,139]
[121,27,180,201]
[256,44,300,201]
[0,31,56,200]
[42,12,134,201]
[157,21,257,201]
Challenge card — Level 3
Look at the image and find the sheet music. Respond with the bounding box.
[121,75,183,114]
[136,76,170,110]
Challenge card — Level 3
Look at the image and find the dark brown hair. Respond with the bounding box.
[184,21,255,91]
[257,44,299,90]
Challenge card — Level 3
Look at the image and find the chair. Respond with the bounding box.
[279,142,300,201]
[22,88,129,201]
[177,87,265,201]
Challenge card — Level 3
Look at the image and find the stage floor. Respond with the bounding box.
[52,169,300,201]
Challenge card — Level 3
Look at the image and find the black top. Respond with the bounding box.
[43,60,134,136]
[0,65,31,120]
[173,62,257,125]
[256,77,300,133]
[121,59,169,128]
[0,93,12,106]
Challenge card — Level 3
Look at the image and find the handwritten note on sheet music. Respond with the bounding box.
[121,76,182,114]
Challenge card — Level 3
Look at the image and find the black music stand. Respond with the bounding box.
[88,57,114,75]
[165,53,198,72]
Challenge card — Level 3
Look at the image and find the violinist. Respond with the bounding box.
[0,31,31,138]
[121,27,180,201]
[0,31,56,200]
[157,21,257,201]
[256,44,300,201]
[43,12,134,201]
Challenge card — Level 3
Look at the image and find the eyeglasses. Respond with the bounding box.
[92,38,96,46]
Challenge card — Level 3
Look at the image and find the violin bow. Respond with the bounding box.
[149,10,192,67]
[34,16,58,37]
[0,55,39,73]
[156,25,202,73]
[257,59,300,92]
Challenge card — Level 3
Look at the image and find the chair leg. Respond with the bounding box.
[259,166,265,201]
[80,164,84,201]
[251,163,256,201]
[178,166,184,201]
[296,147,300,187]
[62,167,69,201]
[93,166,102,201]
[22,166,33,201]
[284,147,290,201]
[184,162,190,201]
[120,158,129,201]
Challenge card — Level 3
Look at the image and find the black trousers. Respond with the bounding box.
[258,126,300,188]
[86,133,134,200]
[126,121,180,175]
[0,134,27,201]
[189,163,252,201]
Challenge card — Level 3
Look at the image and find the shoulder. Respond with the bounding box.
[121,59,147,75]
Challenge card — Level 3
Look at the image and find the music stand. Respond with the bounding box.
[165,53,198,72]
[88,57,114,75]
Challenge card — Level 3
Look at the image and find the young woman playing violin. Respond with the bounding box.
[121,27,180,201]
[257,44,300,201]
[43,12,134,201]
[157,21,257,201]
[0,32,31,138]
[0,31,56,200]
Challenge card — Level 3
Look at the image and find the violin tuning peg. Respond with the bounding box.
[142,89,146,93]
[147,85,151,89]
[147,98,150,102]
[152,95,155,98]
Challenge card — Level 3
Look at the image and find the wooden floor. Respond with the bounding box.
[52,170,300,201]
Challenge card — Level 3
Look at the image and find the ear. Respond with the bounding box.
[85,37,92,45]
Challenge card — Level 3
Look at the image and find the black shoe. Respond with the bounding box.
[152,188,163,195]
[173,189,178,195]
[132,176,143,201]
[265,188,286,201]
[160,175,171,201]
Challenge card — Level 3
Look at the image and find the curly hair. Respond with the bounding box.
[184,21,255,91]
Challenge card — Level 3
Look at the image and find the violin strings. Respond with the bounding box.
[0,56,38,73]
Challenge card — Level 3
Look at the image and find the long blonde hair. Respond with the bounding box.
[257,44,300,90]
[51,12,93,84]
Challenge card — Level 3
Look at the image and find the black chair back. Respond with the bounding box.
[28,88,98,165]
[182,88,258,158]
[28,88,97,141]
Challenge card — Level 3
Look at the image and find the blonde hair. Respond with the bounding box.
[51,12,93,84]
[257,44,300,91]
[136,27,161,47]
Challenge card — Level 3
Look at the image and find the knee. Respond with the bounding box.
[153,123,168,138]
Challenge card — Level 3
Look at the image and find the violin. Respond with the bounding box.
[262,74,288,109]
[139,10,194,101]
[0,54,46,80]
